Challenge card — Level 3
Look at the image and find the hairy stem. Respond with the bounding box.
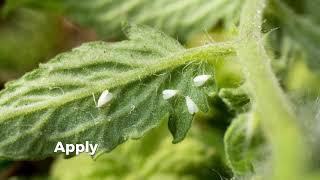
[237,0,305,179]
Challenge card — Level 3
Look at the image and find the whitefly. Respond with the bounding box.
[162,89,178,100]
[193,75,212,87]
[97,90,113,108]
[185,96,199,114]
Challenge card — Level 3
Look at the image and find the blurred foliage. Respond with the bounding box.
[51,122,230,180]
[224,113,268,178]
[0,8,61,83]
[2,0,243,42]
[286,59,320,97]
[266,0,320,72]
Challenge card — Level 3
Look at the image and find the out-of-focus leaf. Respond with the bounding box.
[268,0,320,72]
[282,0,320,24]
[51,122,229,180]
[0,25,233,160]
[219,87,250,113]
[2,0,244,42]
[285,59,320,97]
[302,1,320,24]
[224,113,267,177]
[2,0,64,16]
[0,8,61,82]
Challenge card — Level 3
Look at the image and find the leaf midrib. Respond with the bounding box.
[0,42,234,122]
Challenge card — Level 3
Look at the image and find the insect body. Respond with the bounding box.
[97,90,113,108]
[162,89,178,100]
[193,75,212,87]
[185,96,199,114]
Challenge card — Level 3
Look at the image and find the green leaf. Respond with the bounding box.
[303,0,320,24]
[218,87,250,113]
[2,0,243,42]
[0,8,60,82]
[224,113,267,176]
[282,0,320,24]
[268,0,320,72]
[0,25,233,160]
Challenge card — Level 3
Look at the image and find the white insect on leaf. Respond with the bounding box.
[162,89,179,100]
[193,75,212,87]
[185,96,199,114]
[97,90,113,108]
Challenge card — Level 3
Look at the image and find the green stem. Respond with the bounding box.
[237,0,305,179]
